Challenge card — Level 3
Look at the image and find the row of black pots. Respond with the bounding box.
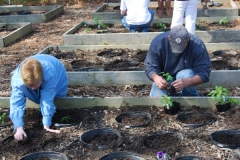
[20,151,205,160]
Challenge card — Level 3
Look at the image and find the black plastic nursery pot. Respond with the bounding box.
[115,111,152,129]
[216,102,231,112]
[143,132,183,149]
[164,102,180,115]
[99,151,145,160]
[176,112,217,128]
[210,129,240,149]
[80,128,122,149]
[20,151,68,160]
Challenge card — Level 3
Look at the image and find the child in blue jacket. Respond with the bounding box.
[10,54,68,141]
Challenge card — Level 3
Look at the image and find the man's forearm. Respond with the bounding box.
[185,75,202,87]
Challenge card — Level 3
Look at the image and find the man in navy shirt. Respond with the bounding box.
[144,25,211,97]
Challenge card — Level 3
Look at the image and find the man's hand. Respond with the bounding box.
[14,126,27,141]
[152,73,169,90]
[44,126,60,134]
[171,79,189,92]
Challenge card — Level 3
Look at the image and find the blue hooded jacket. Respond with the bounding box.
[10,54,68,129]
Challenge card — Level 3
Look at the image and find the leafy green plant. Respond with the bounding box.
[160,72,173,82]
[0,113,6,125]
[163,119,168,126]
[84,28,92,33]
[218,17,228,25]
[157,22,166,32]
[94,16,107,29]
[160,95,173,109]
[208,86,239,105]
[61,116,71,123]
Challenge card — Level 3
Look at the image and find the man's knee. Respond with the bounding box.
[176,69,195,79]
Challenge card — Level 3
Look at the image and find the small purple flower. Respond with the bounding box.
[156,151,164,160]
[156,151,171,160]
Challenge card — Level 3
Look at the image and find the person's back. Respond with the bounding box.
[121,0,154,32]
[121,0,151,24]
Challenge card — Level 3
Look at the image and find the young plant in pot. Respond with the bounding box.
[160,95,180,115]
[208,86,239,112]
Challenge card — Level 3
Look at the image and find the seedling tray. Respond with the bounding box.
[62,17,240,45]
[0,22,32,47]
[0,5,64,23]
[93,0,238,20]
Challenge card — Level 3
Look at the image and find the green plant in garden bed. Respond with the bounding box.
[160,95,173,109]
[156,22,166,32]
[84,28,92,33]
[218,17,228,25]
[0,113,6,125]
[61,116,71,123]
[208,86,239,105]
[94,16,107,29]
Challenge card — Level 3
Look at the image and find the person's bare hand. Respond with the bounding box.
[14,126,27,141]
[171,79,188,92]
[153,75,168,90]
[44,126,60,134]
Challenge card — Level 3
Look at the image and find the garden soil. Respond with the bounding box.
[1,0,240,160]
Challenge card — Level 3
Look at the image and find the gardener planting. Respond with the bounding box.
[144,25,211,97]
[10,54,68,141]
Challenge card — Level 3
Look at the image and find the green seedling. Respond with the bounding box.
[160,95,173,109]
[94,16,107,29]
[0,112,6,125]
[61,116,71,123]
[163,119,168,126]
[208,86,239,105]
[160,72,173,82]
[157,22,166,32]
[84,28,92,33]
[218,17,228,25]
[94,16,99,24]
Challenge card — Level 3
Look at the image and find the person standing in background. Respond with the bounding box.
[157,0,172,18]
[120,0,154,32]
[171,0,198,34]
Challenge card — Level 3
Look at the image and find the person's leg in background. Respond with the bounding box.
[171,0,187,28]
[165,0,172,18]
[175,69,199,96]
[121,16,131,31]
[157,0,164,18]
[184,0,198,34]
[141,9,155,32]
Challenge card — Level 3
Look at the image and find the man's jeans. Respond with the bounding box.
[122,9,154,33]
[150,69,199,97]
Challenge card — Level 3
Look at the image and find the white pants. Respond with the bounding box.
[171,0,198,34]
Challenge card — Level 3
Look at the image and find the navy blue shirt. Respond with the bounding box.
[144,32,211,83]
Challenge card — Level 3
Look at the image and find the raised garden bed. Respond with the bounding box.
[1,105,240,159]
[92,0,238,20]
[1,43,240,109]
[0,5,64,23]
[0,22,32,47]
[62,18,240,45]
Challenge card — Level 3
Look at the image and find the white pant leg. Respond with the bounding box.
[185,0,198,34]
[171,0,188,29]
